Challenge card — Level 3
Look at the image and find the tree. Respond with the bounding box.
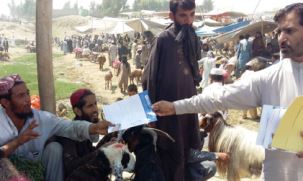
[22,0,36,20]
[8,0,17,18]
[8,0,36,20]
[133,0,168,11]
[199,0,214,13]
[62,1,72,10]
[97,0,127,17]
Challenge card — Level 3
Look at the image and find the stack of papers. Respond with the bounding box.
[256,105,286,148]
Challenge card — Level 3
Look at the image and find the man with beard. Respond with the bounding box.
[56,88,106,179]
[142,1,202,180]
[0,75,112,181]
[152,3,303,181]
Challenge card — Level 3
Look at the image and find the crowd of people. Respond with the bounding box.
[1,1,303,181]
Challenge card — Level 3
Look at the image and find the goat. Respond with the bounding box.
[98,54,107,70]
[104,71,113,90]
[200,112,265,181]
[129,69,143,85]
[122,125,175,181]
[66,142,135,181]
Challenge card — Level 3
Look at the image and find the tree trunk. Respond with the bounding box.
[36,0,55,113]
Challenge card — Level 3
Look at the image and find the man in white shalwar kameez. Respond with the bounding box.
[199,51,215,89]
[151,3,303,181]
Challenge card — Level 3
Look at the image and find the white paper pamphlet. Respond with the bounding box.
[102,90,157,133]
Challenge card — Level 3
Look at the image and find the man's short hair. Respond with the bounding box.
[169,0,195,15]
[274,3,303,26]
[127,84,138,93]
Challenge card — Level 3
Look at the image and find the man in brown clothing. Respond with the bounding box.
[143,1,202,180]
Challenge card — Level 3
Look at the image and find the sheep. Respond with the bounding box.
[57,103,68,117]
[104,71,113,90]
[200,112,265,181]
[122,125,175,181]
[129,69,143,85]
[98,54,107,70]
[66,142,135,181]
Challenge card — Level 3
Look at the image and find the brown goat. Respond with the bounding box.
[104,71,113,90]
[98,55,106,70]
[129,69,143,85]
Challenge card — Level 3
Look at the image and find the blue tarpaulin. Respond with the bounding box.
[213,20,251,33]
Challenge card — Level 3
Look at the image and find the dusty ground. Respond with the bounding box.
[3,15,262,178]
[51,51,261,181]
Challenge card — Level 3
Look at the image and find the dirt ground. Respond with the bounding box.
[50,50,261,181]
[6,46,261,181]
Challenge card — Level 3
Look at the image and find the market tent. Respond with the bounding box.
[196,25,219,36]
[214,20,277,44]
[74,17,121,33]
[213,20,251,33]
[125,18,149,32]
[203,10,247,18]
[203,18,224,26]
[110,22,134,34]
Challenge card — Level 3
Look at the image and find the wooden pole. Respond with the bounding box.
[36,0,55,113]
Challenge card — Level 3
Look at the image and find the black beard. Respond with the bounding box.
[75,114,99,123]
[174,21,182,32]
[174,21,193,32]
[15,111,33,120]
[11,102,33,120]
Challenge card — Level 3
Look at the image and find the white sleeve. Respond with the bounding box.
[37,111,99,142]
[174,73,263,114]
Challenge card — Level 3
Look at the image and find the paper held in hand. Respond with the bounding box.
[272,96,303,152]
[256,105,286,149]
[102,91,157,133]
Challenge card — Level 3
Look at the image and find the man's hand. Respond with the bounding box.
[152,101,176,116]
[89,120,114,135]
[1,120,40,158]
[297,131,303,158]
[216,152,230,162]
[17,120,40,145]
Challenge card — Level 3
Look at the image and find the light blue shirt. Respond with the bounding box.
[0,107,99,161]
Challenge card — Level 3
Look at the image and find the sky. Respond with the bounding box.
[1,0,302,16]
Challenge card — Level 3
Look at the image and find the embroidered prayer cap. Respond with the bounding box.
[70,88,91,108]
[0,74,24,96]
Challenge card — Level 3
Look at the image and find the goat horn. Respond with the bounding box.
[144,128,175,142]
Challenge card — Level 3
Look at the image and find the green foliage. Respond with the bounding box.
[0,53,84,100]
[62,1,72,10]
[198,0,214,13]
[133,0,168,11]
[89,0,127,17]
[8,0,36,20]
[10,155,44,181]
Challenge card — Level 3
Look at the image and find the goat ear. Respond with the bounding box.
[200,117,208,129]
